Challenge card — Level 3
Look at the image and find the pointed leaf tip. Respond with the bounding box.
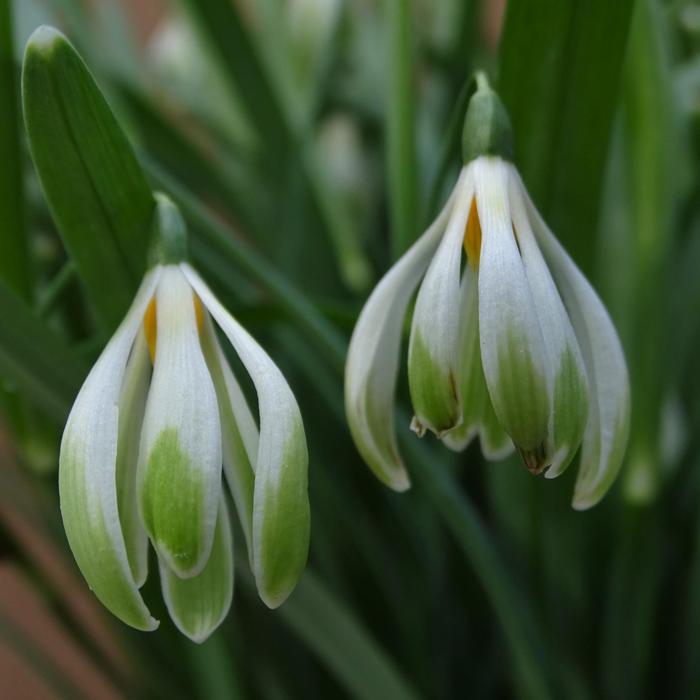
[26,25,65,55]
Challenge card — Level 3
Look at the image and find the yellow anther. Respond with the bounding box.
[142,294,205,364]
[463,199,482,268]
[144,298,157,363]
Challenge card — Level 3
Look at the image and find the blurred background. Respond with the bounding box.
[1,0,700,698]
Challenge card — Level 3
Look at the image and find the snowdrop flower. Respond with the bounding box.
[59,194,309,642]
[345,74,630,509]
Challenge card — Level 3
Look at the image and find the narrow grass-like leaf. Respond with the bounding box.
[498,0,636,273]
[0,1,30,300]
[22,26,154,329]
[0,279,85,420]
[386,0,419,258]
[619,0,678,505]
[177,0,290,150]
[278,571,421,700]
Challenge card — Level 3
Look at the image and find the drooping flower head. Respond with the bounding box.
[60,194,310,642]
[345,73,630,509]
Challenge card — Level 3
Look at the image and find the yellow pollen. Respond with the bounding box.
[142,293,204,364]
[463,199,482,268]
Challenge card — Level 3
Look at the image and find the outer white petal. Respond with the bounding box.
[160,496,234,644]
[442,266,513,459]
[474,157,550,472]
[200,313,257,561]
[115,330,151,587]
[183,264,309,609]
[59,268,161,631]
[138,265,222,578]
[520,175,631,508]
[344,174,462,490]
[508,168,589,477]
[408,169,473,437]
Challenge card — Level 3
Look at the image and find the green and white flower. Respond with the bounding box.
[345,74,630,509]
[59,194,309,642]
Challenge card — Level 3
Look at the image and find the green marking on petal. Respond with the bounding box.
[549,345,589,475]
[573,408,630,510]
[408,330,460,437]
[59,453,157,630]
[492,322,549,469]
[160,498,233,644]
[140,428,206,576]
[256,423,310,609]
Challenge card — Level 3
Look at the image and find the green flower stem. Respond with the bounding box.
[387,0,419,258]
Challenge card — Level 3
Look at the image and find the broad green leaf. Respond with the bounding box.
[0,1,30,300]
[22,26,154,329]
[498,0,636,274]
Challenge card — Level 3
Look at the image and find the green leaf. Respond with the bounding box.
[498,0,636,274]
[386,0,419,258]
[405,436,554,700]
[618,0,678,505]
[0,278,85,420]
[177,0,290,151]
[278,571,421,700]
[0,0,30,300]
[22,26,154,330]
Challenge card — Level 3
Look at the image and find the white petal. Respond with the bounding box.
[408,169,473,437]
[59,268,161,631]
[115,330,151,587]
[183,264,309,608]
[520,174,631,508]
[160,496,234,644]
[474,157,550,471]
[200,313,257,561]
[138,266,222,578]
[508,169,589,477]
[442,266,513,459]
[344,172,463,489]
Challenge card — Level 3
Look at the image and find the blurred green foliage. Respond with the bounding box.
[1,0,699,698]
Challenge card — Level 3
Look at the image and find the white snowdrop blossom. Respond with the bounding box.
[59,195,309,642]
[345,76,630,509]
